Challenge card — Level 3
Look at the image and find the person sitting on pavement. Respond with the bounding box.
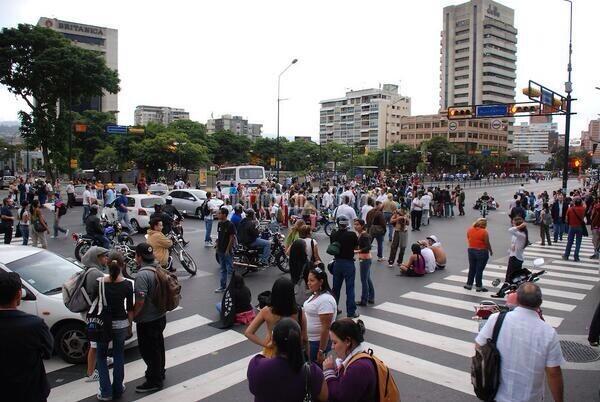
[85,204,110,249]
[238,209,271,266]
[417,240,436,274]
[398,243,426,277]
[146,217,173,271]
[426,235,446,270]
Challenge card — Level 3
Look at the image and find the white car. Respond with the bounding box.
[126,194,165,232]
[148,182,169,196]
[165,189,224,218]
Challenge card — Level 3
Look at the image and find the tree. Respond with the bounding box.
[281,140,319,171]
[420,137,464,172]
[252,137,280,167]
[0,24,119,181]
[167,120,209,145]
[322,142,350,172]
[72,111,117,169]
[92,145,121,174]
[208,131,251,165]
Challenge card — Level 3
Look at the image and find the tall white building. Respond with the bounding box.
[439,0,517,110]
[134,105,189,126]
[512,116,559,154]
[206,115,262,140]
[38,17,118,115]
[319,84,411,150]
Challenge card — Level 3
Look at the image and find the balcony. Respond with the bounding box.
[482,65,516,80]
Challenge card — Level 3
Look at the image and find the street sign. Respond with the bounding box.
[448,121,458,131]
[106,125,128,134]
[541,88,553,106]
[491,119,502,130]
[475,104,508,118]
[73,123,87,133]
[70,159,78,168]
[482,150,491,157]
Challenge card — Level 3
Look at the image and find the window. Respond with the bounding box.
[455,56,469,62]
[455,74,469,80]
[455,47,469,54]
[62,33,105,46]
[141,197,165,208]
[455,38,470,45]
[455,93,468,98]
[455,66,469,71]
[455,84,469,89]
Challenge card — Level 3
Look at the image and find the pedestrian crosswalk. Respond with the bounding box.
[44,237,598,402]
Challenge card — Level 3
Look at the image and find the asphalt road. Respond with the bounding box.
[7,178,599,402]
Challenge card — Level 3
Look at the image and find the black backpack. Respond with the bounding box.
[201,200,210,217]
[471,312,507,401]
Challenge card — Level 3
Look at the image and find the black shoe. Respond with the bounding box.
[490,293,503,298]
[476,287,488,292]
[336,309,342,316]
[463,285,472,290]
[356,301,367,307]
[347,312,360,318]
[182,240,189,247]
[135,382,162,393]
[367,300,375,304]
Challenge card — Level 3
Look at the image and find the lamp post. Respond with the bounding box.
[562,0,574,194]
[276,58,298,181]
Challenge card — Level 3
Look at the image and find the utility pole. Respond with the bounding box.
[562,0,573,194]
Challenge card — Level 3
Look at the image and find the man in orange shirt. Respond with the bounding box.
[562,197,587,262]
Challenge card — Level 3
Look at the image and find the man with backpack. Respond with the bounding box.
[52,193,69,238]
[114,188,132,231]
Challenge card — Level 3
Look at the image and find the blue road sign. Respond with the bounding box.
[541,88,553,106]
[482,150,491,157]
[106,125,128,134]
[475,104,508,118]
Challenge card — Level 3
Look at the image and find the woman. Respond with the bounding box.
[540,202,552,246]
[398,243,426,277]
[217,272,256,326]
[366,202,386,261]
[303,268,336,364]
[285,220,305,254]
[464,218,493,292]
[322,319,377,402]
[30,199,49,249]
[245,277,308,358]
[247,318,328,402]
[505,216,528,281]
[95,251,133,401]
[18,200,30,246]
[289,238,310,306]
[299,224,322,266]
[354,219,374,306]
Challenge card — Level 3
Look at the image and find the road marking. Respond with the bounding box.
[452,271,593,290]
[442,276,586,300]
[483,264,598,282]
[48,330,247,402]
[358,315,473,357]
[525,248,595,258]
[551,259,599,268]
[136,355,254,401]
[529,244,595,252]
[488,262,598,276]
[374,302,480,333]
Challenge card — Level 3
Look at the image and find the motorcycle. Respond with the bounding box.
[289,208,335,236]
[72,220,133,261]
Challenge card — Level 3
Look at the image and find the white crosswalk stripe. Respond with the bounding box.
[487,262,598,276]
[481,264,598,283]
[458,269,594,290]
[374,302,480,333]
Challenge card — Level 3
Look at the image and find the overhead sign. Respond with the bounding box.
[128,127,146,135]
[106,125,128,134]
[491,119,502,130]
[475,104,508,118]
[448,121,458,131]
[541,88,553,106]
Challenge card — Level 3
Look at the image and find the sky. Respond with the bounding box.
[0,0,598,141]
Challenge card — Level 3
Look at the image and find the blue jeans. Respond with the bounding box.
[205,218,213,242]
[117,211,131,231]
[553,219,565,241]
[359,259,374,304]
[563,226,583,260]
[82,205,90,224]
[309,340,331,363]
[383,212,393,241]
[250,238,271,263]
[372,234,384,259]
[449,204,454,216]
[53,217,67,237]
[96,327,128,399]
[444,202,450,217]
[467,248,489,288]
[217,251,233,289]
[332,259,357,317]
[20,225,29,245]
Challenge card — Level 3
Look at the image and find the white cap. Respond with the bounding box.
[426,235,438,243]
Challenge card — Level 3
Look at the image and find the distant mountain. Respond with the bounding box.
[0,121,19,127]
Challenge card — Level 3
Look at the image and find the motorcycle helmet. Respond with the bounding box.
[165,196,173,203]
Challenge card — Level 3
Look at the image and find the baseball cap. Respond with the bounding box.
[135,243,155,260]
[426,235,439,243]
[336,215,350,228]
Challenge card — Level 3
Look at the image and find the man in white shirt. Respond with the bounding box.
[82,184,92,224]
[410,193,423,231]
[360,198,374,221]
[418,241,436,273]
[334,195,357,221]
[321,189,334,211]
[475,283,564,402]
[420,191,431,226]
[340,187,355,207]
[66,181,75,208]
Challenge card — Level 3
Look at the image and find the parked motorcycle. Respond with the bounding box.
[73,220,133,261]
[289,208,335,236]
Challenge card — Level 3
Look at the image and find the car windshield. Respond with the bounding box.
[6,251,83,295]
[239,168,264,180]
[141,197,165,208]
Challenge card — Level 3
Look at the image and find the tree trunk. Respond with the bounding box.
[41,144,56,183]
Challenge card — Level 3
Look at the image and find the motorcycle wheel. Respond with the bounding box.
[178,247,197,275]
[123,256,139,279]
[324,222,334,237]
[74,242,91,262]
[120,234,134,247]
[274,247,290,273]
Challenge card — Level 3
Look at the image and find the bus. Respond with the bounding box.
[218,165,265,187]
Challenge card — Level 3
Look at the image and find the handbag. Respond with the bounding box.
[368,224,385,237]
[302,361,312,402]
[14,222,22,238]
[326,241,341,256]
[33,217,45,233]
[573,209,589,237]
[86,280,113,343]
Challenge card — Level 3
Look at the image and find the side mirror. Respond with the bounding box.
[533,258,544,268]
[182,210,187,215]
[21,287,36,301]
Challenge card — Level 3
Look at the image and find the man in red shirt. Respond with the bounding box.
[562,197,587,261]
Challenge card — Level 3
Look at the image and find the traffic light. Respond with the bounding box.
[574,159,581,168]
[522,87,541,98]
[447,106,473,119]
[509,103,540,115]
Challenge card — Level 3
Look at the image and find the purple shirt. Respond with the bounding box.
[325,358,377,402]
[247,355,323,402]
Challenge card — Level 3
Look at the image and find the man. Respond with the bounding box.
[420,190,431,226]
[104,184,116,207]
[114,188,132,231]
[388,207,410,267]
[85,205,110,249]
[0,197,14,244]
[426,235,446,270]
[551,193,568,242]
[418,240,436,274]
[162,196,187,245]
[333,196,357,221]
[458,187,466,216]
[17,178,26,205]
[410,192,423,231]
[238,209,270,266]
[330,216,359,318]
[0,271,53,401]
[215,207,236,293]
[563,197,586,262]
[475,283,564,402]
[321,187,334,211]
[133,243,167,393]
[509,200,526,221]
[590,198,600,259]
[229,204,244,231]
[82,184,92,224]
[360,197,374,221]
[146,218,173,270]
[202,192,216,247]
[52,193,68,238]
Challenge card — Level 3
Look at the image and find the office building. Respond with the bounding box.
[512,115,558,154]
[319,84,411,150]
[134,105,190,126]
[38,17,118,114]
[439,0,517,110]
[206,115,262,140]
[294,136,313,142]
[580,119,600,152]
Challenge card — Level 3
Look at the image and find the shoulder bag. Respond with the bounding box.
[573,209,589,237]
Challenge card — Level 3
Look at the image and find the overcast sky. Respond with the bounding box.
[0,0,598,141]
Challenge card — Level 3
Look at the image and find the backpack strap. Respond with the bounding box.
[491,311,507,344]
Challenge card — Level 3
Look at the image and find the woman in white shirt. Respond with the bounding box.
[299,225,322,265]
[303,267,336,365]
[18,200,30,246]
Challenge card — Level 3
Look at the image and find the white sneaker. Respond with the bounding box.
[64,229,70,238]
[106,356,114,367]
[85,369,100,382]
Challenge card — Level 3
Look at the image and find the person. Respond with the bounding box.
[551,193,568,242]
[0,271,53,402]
[247,318,328,402]
[333,196,357,221]
[420,189,431,226]
[202,191,217,246]
[464,218,493,292]
[475,283,565,402]
[238,209,271,266]
[330,216,359,318]
[85,204,110,249]
[52,193,68,238]
[589,298,600,347]
[410,192,423,231]
[382,193,397,240]
[245,277,308,358]
[299,224,322,267]
[418,240,436,274]
[114,188,132,231]
[540,202,553,246]
[215,207,236,293]
[104,184,116,207]
[0,197,14,244]
[17,200,30,246]
[360,197,373,222]
[289,237,310,305]
[354,219,374,306]
[162,196,187,245]
[133,243,167,393]
[398,243,427,277]
[322,319,377,401]
[426,235,446,270]
[388,207,410,268]
[303,267,336,364]
[509,200,526,221]
[366,201,386,262]
[491,217,528,299]
[284,219,304,254]
[590,198,600,259]
[217,272,255,325]
[95,251,134,401]
[458,187,466,216]
[30,199,49,249]
[146,217,173,270]
[82,184,92,224]
[563,197,587,261]
[66,181,75,208]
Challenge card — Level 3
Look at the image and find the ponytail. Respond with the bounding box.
[106,250,125,282]
[273,318,305,373]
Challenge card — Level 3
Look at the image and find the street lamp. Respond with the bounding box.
[276,58,298,181]
[562,0,574,194]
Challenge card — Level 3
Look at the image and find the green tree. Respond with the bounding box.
[167,120,209,145]
[281,140,319,171]
[208,131,252,165]
[322,142,350,171]
[252,137,280,167]
[93,145,121,173]
[0,24,119,181]
[71,110,117,169]
[420,136,465,172]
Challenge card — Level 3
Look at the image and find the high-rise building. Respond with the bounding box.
[206,115,262,140]
[580,119,600,152]
[512,115,559,154]
[38,17,118,115]
[439,0,517,110]
[319,84,411,150]
[134,105,190,126]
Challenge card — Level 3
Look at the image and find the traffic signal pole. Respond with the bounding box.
[562,0,573,194]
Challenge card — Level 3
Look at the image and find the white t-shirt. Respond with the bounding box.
[421,247,436,273]
[411,197,423,211]
[421,194,431,210]
[82,190,91,206]
[303,292,337,341]
[303,238,318,261]
[360,205,373,221]
[508,226,527,261]
[334,204,357,221]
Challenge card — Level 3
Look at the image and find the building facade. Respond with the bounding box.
[580,119,600,152]
[319,84,411,150]
[38,17,118,115]
[512,115,558,154]
[134,105,189,126]
[439,0,517,110]
[206,115,262,140]
[386,113,508,153]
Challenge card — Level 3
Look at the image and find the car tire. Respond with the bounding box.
[130,219,141,233]
[195,207,202,218]
[54,321,89,364]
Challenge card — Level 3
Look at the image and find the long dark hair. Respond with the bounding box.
[330,318,366,345]
[107,251,124,282]
[270,277,297,317]
[308,267,331,293]
[273,318,304,372]
[289,238,307,284]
